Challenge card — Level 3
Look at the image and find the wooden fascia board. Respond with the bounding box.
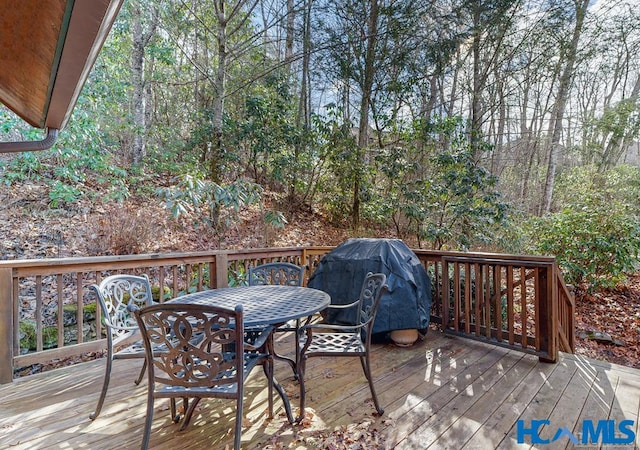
[45,0,124,130]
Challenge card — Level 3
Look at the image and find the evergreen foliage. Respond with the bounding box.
[2,0,640,288]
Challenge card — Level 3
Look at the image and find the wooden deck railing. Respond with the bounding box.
[0,246,574,384]
[413,250,575,363]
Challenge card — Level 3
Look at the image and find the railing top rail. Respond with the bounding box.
[411,248,557,263]
[439,255,556,267]
[0,247,314,270]
[0,246,558,276]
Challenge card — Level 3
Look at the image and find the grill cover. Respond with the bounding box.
[307,238,431,335]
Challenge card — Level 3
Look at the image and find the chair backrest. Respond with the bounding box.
[356,272,387,332]
[248,262,304,286]
[134,303,245,390]
[91,274,154,337]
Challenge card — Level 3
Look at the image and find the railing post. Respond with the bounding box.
[538,265,557,363]
[441,259,450,329]
[215,253,228,288]
[0,267,14,384]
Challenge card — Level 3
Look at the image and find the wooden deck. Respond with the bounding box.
[1,329,639,449]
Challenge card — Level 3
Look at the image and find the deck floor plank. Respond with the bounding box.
[496,357,578,449]
[384,343,508,447]
[394,349,523,449]
[609,374,640,449]
[420,351,534,449]
[460,353,557,450]
[2,330,640,449]
[536,356,598,446]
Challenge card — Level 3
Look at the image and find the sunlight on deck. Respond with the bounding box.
[1,331,639,448]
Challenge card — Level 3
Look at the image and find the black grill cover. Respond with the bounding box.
[307,238,431,335]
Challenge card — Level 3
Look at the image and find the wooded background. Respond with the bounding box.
[2,0,640,288]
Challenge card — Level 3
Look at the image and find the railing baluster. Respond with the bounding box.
[36,275,43,352]
[442,261,450,329]
[495,265,503,342]
[464,262,471,334]
[473,263,482,337]
[453,262,461,332]
[76,273,83,344]
[172,266,178,298]
[158,266,165,301]
[531,268,541,351]
[13,277,19,355]
[484,265,491,339]
[507,266,514,346]
[520,267,528,349]
[57,274,64,347]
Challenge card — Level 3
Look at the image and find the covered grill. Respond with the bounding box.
[307,238,431,336]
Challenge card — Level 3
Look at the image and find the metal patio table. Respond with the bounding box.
[167,285,331,419]
[168,285,330,328]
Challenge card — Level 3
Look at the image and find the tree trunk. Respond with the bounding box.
[352,0,379,229]
[470,0,483,157]
[541,0,589,215]
[285,0,295,67]
[131,4,146,166]
[130,1,158,166]
[211,0,229,183]
[296,0,312,129]
[492,78,506,176]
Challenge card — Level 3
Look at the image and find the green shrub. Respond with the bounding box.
[151,285,173,301]
[48,181,82,207]
[19,321,58,351]
[523,197,640,289]
[553,164,640,215]
[378,117,510,250]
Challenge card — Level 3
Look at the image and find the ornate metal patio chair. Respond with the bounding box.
[89,274,155,420]
[133,303,293,450]
[248,262,307,377]
[296,272,387,420]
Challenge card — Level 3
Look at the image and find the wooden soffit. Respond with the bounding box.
[0,0,123,130]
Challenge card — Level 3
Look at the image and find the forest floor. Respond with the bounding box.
[1,178,639,371]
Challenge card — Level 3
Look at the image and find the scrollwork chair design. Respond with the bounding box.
[133,303,292,450]
[297,272,387,420]
[89,274,154,420]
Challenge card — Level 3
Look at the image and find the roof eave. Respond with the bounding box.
[45,0,124,130]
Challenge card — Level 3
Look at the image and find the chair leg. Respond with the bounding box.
[181,398,189,422]
[134,359,147,385]
[89,353,113,420]
[295,358,307,423]
[262,358,274,418]
[360,354,384,415]
[170,398,176,422]
[179,397,202,431]
[169,397,189,423]
[234,391,243,450]
[141,389,155,450]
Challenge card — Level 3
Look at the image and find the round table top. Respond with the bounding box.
[168,285,331,327]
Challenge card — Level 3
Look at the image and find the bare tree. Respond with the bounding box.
[541,0,590,214]
[131,0,159,165]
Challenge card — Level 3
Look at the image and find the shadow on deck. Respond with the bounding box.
[1,328,638,449]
